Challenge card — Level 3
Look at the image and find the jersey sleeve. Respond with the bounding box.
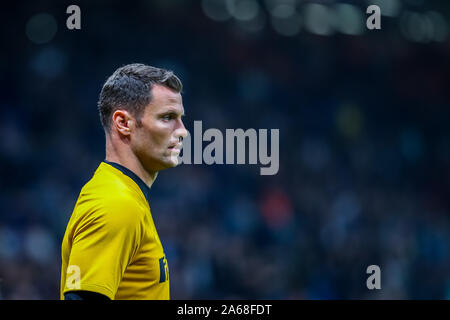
[63,196,143,299]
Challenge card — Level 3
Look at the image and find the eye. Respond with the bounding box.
[161,114,174,121]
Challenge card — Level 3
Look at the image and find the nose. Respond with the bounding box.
[175,118,188,141]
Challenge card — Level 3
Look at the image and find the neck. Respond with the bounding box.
[105,137,158,188]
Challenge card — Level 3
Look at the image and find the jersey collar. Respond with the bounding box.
[103,160,151,203]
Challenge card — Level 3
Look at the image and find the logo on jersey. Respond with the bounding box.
[159,255,169,283]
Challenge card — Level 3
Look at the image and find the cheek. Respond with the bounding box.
[140,124,172,150]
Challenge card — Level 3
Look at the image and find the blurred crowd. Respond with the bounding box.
[0,0,449,299]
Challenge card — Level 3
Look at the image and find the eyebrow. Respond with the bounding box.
[159,108,185,117]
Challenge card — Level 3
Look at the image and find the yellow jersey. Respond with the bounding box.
[60,161,169,300]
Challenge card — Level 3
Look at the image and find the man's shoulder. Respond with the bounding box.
[71,186,145,232]
[82,181,143,210]
[81,163,137,198]
[74,165,147,219]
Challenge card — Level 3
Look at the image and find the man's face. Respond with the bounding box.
[131,84,187,172]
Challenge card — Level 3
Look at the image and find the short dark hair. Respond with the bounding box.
[98,63,183,131]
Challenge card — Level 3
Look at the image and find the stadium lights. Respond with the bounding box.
[400,10,448,43]
[201,0,449,43]
[25,13,58,44]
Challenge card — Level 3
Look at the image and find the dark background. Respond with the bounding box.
[0,0,449,299]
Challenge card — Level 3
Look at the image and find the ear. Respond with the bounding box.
[112,109,133,136]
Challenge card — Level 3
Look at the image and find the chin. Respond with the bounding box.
[159,157,180,169]
[142,156,178,173]
[168,157,180,167]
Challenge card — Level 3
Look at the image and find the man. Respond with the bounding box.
[60,63,188,300]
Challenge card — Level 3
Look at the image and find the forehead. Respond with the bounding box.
[148,84,183,113]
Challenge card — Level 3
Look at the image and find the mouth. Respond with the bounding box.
[168,143,182,152]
